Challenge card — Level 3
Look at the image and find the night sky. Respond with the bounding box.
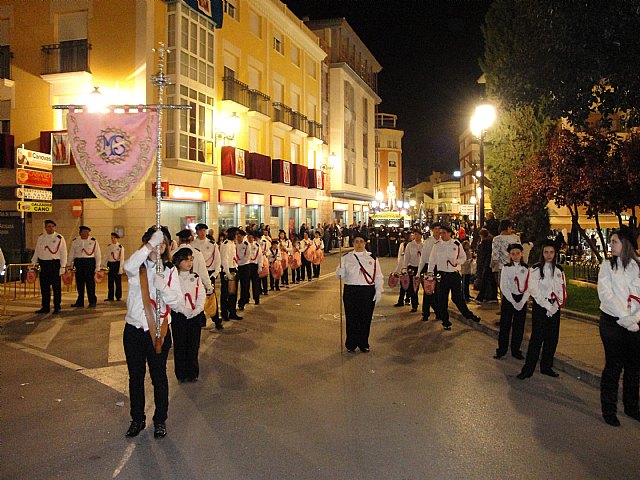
[283,0,492,188]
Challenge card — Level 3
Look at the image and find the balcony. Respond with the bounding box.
[290,111,308,137]
[41,40,91,75]
[376,113,398,129]
[222,76,249,112]
[308,121,323,140]
[272,102,293,131]
[248,89,271,120]
[0,46,14,105]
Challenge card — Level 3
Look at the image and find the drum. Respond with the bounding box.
[270,259,283,279]
[62,270,74,285]
[312,249,324,265]
[388,273,399,288]
[399,273,410,290]
[422,276,436,295]
[26,269,37,284]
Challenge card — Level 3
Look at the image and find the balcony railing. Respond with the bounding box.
[0,46,11,79]
[248,89,271,117]
[272,102,293,127]
[291,111,308,133]
[41,39,91,75]
[222,76,250,108]
[376,113,398,129]
[308,120,323,140]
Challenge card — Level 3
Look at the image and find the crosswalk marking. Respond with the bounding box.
[23,316,65,350]
[109,320,126,363]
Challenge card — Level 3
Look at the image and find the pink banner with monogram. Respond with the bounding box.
[67,110,159,208]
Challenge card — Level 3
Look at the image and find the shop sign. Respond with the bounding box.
[306,199,318,209]
[17,201,53,213]
[16,168,53,188]
[333,202,348,212]
[168,185,210,201]
[246,193,264,205]
[289,197,302,208]
[460,204,475,216]
[219,190,242,204]
[271,195,286,207]
[17,148,53,171]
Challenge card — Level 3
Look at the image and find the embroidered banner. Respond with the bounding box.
[67,111,158,208]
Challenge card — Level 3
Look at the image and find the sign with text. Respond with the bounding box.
[16,168,53,188]
[17,201,53,213]
[16,187,53,201]
[16,148,53,171]
[460,204,475,216]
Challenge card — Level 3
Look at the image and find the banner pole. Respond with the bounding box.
[339,232,343,352]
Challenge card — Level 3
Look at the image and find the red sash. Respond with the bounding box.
[514,271,529,294]
[184,279,200,310]
[44,237,62,255]
[81,241,96,256]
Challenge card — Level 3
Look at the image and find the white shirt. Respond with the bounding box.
[171,243,212,292]
[395,243,407,274]
[313,238,324,250]
[427,239,466,273]
[103,242,124,274]
[267,247,282,264]
[124,246,183,331]
[598,258,640,319]
[500,262,531,308]
[403,240,423,269]
[236,240,252,266]
[336,251,384,296]
[192,237,221,276]
[299,238,313,253]
[418,236,439,273]
[220,239,238,274]
[32,232,68,267]
[279,239,293,254]
[260,235,270,254]
[528,263,567,316]
[173,270,206,319]
[68,236,101,271]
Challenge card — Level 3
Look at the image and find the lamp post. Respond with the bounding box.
[470,104,496,228]
[214,112,241,146]
[470,195,477,232]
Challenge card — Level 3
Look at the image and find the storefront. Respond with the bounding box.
[333,202,348,225]
[245,192,265,227]
[157,183,210,236]
[270,195,286,231]
[306,199,318,229]
[289,197,302,237]
[353,204,363,225]
[218,190,241,233]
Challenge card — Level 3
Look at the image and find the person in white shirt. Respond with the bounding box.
[267,239,282,291]
[418,224,442,321]
[192,223,222,330]
[427,225,481,330]
[170,247,206,383]
[402,229,424,312]
[299,232,314,282]
[490,219,520,296]
[171,229,212,295]
[259,230,271,293]
[247,231,263,303]
[495,243,530,360]
[312,231,325,278]
[32,219,67,313]
[278,230,292,288]
[67,225,101,308]
[235,229,253,310]
[597,228,640,426]
[518,239,567,380]
[103,232,124,302]
[220,228,242,321]
[394,232,414,307]
[123,226,183,439]
[336,232,384,353]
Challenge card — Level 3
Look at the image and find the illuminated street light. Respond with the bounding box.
[215,112,241,146]
[409,199,416,207]
[86,86,108,113]
[375,191,384,202]
[470,103,496,226]
[453,170,461,178]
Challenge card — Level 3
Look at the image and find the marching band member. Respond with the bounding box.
[278,230,292,288]
[123,226,182,439]
[267,239,282,291]
[418,223,441,321]
[597,228,640,426]
[291,236,302,284]
[402,229,424,312]
[299,232,314,282]
[103,232,124,302]
[172,229,212,296]
[518,239,567,380]
[32,219,67,314]
[248,231,262,304]
[67,225,101,308]
[312,231,324,278]
[393,232,413,307]
[336,232,384,353]
[220,228,242,321]
[235,229,252,310]
[259,229,271,294]
[170,247,206,383]
[427,225,481,330]
[192,223,222,329]
[494,243,529,360]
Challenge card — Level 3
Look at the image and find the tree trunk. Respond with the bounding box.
[594,210,606,258]
[569,203,602,262]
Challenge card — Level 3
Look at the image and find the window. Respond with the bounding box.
[344,82,356,185]
[273,31,284,55]
[290,43,300,66]
[273,136,284,159]
[249,10,262,38]
[223,0,239,21]
[249,127,260,153]
[58,11,88,41]
[290,142,300,164]
[272,79,284,103]
[306,56,316,79]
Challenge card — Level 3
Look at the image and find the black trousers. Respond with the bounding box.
[237,264,251,307]
[312,263,321,277]
[106,261,122,300]
[281,267,289,285]
[123,322,172,424]
[599,312,640,416]
[260,275,268,294]
[344,284,376,350]
[301,256,312,280]
[292,267,302,283]
[407,266,419,308]
[220,272,237,318]
[74,258,96,305]
[521,302,560,375]
[497,295,526,356]
[171,311,203,381]
[269,272,280,289]
[420,263,438,318]
[438,271,474,326]
[249,263,261,302]
[38,259,61,310]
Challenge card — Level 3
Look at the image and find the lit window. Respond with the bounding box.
[224,0,239,21]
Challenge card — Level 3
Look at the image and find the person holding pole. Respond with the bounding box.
[32,220,67,314]
[336,232,384,353]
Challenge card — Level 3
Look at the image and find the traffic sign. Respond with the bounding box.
[16,148,52,171]
[16,168,53,188]
[16,187,53,201]
[17,201,53,213]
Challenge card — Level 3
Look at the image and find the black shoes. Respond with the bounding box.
[71,303,83,308]
[422,316,429,322]
[541,369,560,378]
[238,305,245,311]
[35,308,50,314]
[53,308,61,314]
[104,298,113,302]
[493,354,504,359]
[359,347,370,353]
[443,325,452,331]
[517,371,532,380]
[404,300,410,305]
[125,420,146,437]
[471,315,481,323]
[603,414,621,427]
[512,352,525,360]
[394,303,404,307]
[229,314,243,320]
[154,423,167,438]
[410,307,417,313]
[214,322,224,330]
[346,348,356,353]
[624,409,640,422]
[88,303,97,308]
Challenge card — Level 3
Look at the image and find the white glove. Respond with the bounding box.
[374,290,382,304]
[206,287,213,295]
[149,230,165,248]
[617,316,640,332]
[546,303,558,317]
[336,267,345,278]
[59,267,66,276]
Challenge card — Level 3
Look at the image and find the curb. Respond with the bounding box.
[562,308,599,324]
[449,308,603,389]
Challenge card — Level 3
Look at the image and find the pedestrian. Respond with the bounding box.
[267,239,282,291]
[312,231,324,277]
[67,226,101,308]
[490,219,520,300]
[192,223,222,330]
[517,239,567,380]
[123,226,182,439]
[278,230,292,288]
[336,232,384,353]
[291,235,302,284]
[418,224,442,320]
[236,229,252,311]
[394,232,414,307]
[402,229,424,312]
[103,232,124,302]
[427,225,481,330]
[597,228,640,426]
[494,243,529,360]
[460,240,473,302]
[171,247,206,383]
[219,227,242,321]
[475,229,498,302]
[485,211,499,237]
[32,219,67,314]
[259,229,270,294]
[247,231,262,304]
[299,231,313,282]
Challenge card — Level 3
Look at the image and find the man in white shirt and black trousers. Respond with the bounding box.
[220,227,243,321]
[402,229,425,312]
[336,232,384,353]
[32,219,67,314]
[235,229,252,311]
[418,223,442,321]
[67,225,101,308]
[192,223,222,330]
[427,225,480,330]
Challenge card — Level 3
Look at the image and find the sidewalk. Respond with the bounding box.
[451,300,604,388]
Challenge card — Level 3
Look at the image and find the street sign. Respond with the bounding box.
[17,201,53,213]
[16,168,53,188]
[16,148,52,171]
[16,187,53,201]
[460,204,475,216]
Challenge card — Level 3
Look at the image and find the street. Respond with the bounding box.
[1,255,638,480]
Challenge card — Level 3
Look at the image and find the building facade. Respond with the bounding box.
[375,112,403,203]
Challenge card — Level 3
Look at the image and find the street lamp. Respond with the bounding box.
[470,195,477,232]
[470,104,496,228]
[214,112,241,146]
[375,190,384,203]
[323,152,337,172]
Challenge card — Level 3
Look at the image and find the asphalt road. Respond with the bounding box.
[1,255,638,480]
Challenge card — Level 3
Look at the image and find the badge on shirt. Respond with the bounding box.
[556,272,562,279]
[190,277,195,283]
[520,268,526,274]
